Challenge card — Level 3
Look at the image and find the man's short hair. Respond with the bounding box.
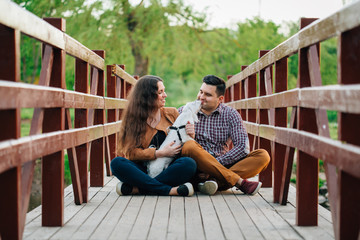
[202,75,226,96]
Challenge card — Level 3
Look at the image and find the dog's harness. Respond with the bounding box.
[169,125,186,143]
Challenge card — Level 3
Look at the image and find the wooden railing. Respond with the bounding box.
[0,1,137,239]
[224,2,360,240]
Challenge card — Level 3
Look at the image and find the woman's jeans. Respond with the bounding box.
[110,156,197,195]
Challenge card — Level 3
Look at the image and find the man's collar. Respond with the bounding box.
[199,103,224,116]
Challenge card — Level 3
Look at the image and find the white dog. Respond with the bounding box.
[147,100,202,178]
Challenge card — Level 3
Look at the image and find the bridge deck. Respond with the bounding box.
[24,176,334,240]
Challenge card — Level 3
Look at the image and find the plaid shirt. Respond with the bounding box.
[179,103,249,166]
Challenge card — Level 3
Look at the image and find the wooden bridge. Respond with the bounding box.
[0,0,359,239]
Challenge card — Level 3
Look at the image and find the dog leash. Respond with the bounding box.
[169,125,186,143]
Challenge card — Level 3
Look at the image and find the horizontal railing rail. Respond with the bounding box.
[0,1,137,239]
[224,1,360,239]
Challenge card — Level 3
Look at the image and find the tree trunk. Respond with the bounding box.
[130,38,148,77]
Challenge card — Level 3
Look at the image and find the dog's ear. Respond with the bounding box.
[182,102,190,112]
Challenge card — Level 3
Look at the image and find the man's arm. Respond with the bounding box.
[216,110,249,166]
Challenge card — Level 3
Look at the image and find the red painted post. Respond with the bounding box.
[247,68,257,151]
[118,65,126,120]
[225,85,231,103]
[296,18,319,226]
[337,25,360,239]
[75,59,89,202]
[107,65,117,163]
[273,57,288,203]
[90,50,105,187]
[240,66,247,121]
[0,23,22,240]
[258,50,272,188]
[227,75,238,104]
[42,18,66,226]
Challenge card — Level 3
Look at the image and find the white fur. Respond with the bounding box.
[147,100,201,178]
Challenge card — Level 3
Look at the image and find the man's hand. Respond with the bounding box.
[198,172,210,180]
[185,121,195,139]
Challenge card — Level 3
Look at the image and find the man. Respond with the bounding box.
[179,75,270,195]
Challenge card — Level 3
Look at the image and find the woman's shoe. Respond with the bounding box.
[177,182,194,197]
[116,181,133,196]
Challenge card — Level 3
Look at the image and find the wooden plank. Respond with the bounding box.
[234,190,282,239]
[250,193,302,239]
[71,192,119,239]
[337,25,360,240]
[41,19,66,227]
[260,187,334,240]
[128,196,157,239]
[48,191,109,239]
[297,19,320,226]
[90,192,131,239]
[24,176,340,240]
[0,1,104,70]
[90,50,105,187]
[258,50,272,188]
[74,58,89,203]
[0,23,22,240]
[24,182,101,239]
[307,43,338,232]
[107,65,117,165]
[0,121,122,175]
[108,196,145,240]
[242,122,360,179]
[184,194,206,240]
[111,64,137,86]
[227,84,360,113]
[273,57,288,203]
[211,193,244,240]
[279,107,297,205]
[147,196,170,240]
[223,189,263,239]
[197,194,225,240]
[226,1,360,87]
[65,109,83,205]
[167,197,186,240]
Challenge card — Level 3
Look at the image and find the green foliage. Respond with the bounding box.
[14,0,338,107]
[64,154,72,186]
[235,18,286,63]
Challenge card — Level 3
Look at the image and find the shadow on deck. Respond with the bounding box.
[24,176,333,240]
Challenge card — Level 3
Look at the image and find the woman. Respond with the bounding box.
[111,75,196,196]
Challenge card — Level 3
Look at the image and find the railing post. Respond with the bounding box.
[240,66,248,121]
[258,50,272,188]
[247,67,257,151]
[273,57,288,203]
[227,74,238,105]
[75,58,89,202]
[42,18,66,226]
[107,65,117,164]
[225,83,231,103]
[296,18,319,226]
[0,23,22,240]
[90,50,105,187]
[337,25,360,240]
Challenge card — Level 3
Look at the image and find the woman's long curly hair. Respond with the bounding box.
[117,75,163,157]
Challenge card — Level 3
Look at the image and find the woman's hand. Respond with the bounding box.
[155,141,182,158]
[185,121,195,139]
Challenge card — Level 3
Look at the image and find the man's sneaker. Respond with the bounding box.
[198,180,218,195]
[177,182,194,197]
[116,181,133,196]
[238,179,262,195]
